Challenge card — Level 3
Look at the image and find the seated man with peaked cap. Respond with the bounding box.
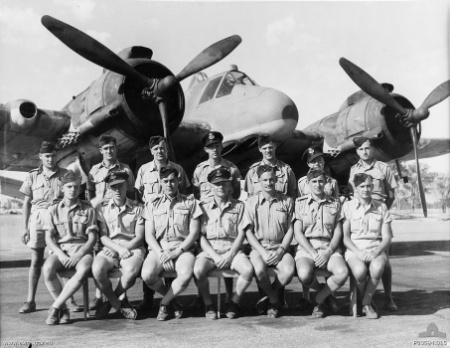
[141,167,202,321]
[92,170,145,320]
[43,171,98,325]
[245,165,296,319]
[343,173,392,319]
[294,169,348,318]
[194,167,253,320]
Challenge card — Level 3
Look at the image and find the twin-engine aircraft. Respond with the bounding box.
[1,15,449,218]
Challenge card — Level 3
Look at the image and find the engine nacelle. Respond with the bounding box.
[9,99,38,132]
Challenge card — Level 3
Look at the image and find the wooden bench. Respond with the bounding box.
[60,268,333,320]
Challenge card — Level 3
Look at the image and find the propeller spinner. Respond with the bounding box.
[41,15,241,161]
[339,57,450,217]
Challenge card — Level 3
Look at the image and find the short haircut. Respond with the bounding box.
[354,173,373,187]
[98,134,117,147]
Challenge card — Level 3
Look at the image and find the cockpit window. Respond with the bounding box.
[216,72,255,98]
[199,76,222,104]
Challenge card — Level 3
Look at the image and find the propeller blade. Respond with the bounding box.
[411,80,450,122]
[158,102,176,162]
[339,58,407,115]
[41,15,149,87]
[176,35,242,82]
[410,127,427,217]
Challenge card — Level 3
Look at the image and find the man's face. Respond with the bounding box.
[204,143,222,160]
[151,142,168,162]
[259,143,276,162]
[99,142,117,162]
[356,141,374,162]
[109,181,127,201]
[356,178,373,199]
[39,152,57,170]
[308,156,325,170]
[259,171,276,193]
[161,173,179,197]
[308,175,325,196]
[211,180,231,199]
[62,181,81,200]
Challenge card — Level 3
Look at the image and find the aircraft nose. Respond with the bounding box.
[260,88,299,124]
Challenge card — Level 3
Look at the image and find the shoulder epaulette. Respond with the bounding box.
[196,160,208,169]
[100,198,109,206]
[29,168,39,173]
[249,162,260,169]
[298,176,307,182]
[296,195,309,201]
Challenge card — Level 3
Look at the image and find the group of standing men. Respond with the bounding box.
[18,129,398,325]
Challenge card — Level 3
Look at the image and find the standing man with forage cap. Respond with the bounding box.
[294,169,348,318]
[244,134,297,309]
[19,141,69,314]
[43,171,98,325]
[297,147,338,199]
[343,173,392,319]
[86,134,135,311]
[245,165,296,319]
[92,170,145,320]
[192,131,241,308]
[349,137,398,311]
[194,167,253,320]
[134,136,191,312]
[141,167,202,321]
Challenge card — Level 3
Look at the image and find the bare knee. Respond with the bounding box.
[351,265,368,282]
[240,264,254,281]
[333,266,349,285]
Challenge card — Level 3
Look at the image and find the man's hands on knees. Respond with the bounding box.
[118,246,132,260]
[162,260,175,272]
[314,249,331,269]
[266,249,283,266]
[66,251,84,268]
[214,255,232,269]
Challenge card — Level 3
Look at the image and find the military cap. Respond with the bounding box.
[354,173,372,187]
[202,131,223,147]
[104,170,129,186]
[353,136,372,148]
[256,164,275,178]
[39,141,57,154]
[148,136,166,149]
[258,133,275,148]
[160,166,179,179]
[98,134,117,148]
[208,166,231,184]
[302,146,324,163]
[61,170,81,185]
[307,169,326,181]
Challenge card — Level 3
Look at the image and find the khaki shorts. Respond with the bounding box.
[60,243,85,257]
[99,239,146,268]
[295,238,342,261]
[28,209,47,249]
[196,250,248,271]
[344,239,382,262]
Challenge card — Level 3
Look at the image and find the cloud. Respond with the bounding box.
[290,33,321,52]
[266,16,296,46]
[53,0,96,22]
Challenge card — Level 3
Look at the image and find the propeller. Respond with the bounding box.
[339,57,450,217]
[42,15,241,163]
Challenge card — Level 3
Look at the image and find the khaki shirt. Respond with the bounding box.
[135,160,191,203]
[88,161,134,201]
[297,175,338,198]
[96,198,144,241]
[349,160,397,202]
[45,199,98,244]
[192,158,241,202]
[143,193,202,248]
[201,199,245,251]
[294,194,342,240]
[244,192,294,243]
[342,198,392,241]
[244,160,297,199]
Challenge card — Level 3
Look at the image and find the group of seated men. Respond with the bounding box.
[18,131,397,325]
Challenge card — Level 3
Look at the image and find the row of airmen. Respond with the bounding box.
[18,131,397,325]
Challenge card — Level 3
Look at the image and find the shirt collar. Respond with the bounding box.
[306,193,330,205]
[150,160,172,172]
[357,159,375,170]
[260,159,280,170]
[108,197,133,209]
[38,165,59,178]
[161,191,182,203]
[354,197,375,212]
[100,160,120,169]
[61,199,82,210]
[258,191,280,204]
[211,198,232,210]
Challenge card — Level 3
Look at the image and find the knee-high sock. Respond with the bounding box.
[233,277,252,302]
[362,278,380,306]
[257,279,277,303]
[316,277,340,304]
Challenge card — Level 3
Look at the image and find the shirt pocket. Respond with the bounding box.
[174,209,190,227]
[224,211,239,238]
[368,214,383,234]
[73,215,88,236]
[350,217,363,233]
[274,207,288,228]
[122,213,137,234]
[205,218,219,239]
[323,208,337,231]
[275,172,286,192]
[56,222,67,237]
[31,181,45,198]
[152,209,167,229]
[300,211,313,227]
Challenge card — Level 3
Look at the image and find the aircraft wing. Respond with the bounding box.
[394,138,450,162]
[0,175,24,199]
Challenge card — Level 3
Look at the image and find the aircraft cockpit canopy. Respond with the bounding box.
[199,69,256,104]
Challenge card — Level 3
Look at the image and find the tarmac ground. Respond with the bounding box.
[0,214,449,348]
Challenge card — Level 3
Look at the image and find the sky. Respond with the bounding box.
[0,0,449,175]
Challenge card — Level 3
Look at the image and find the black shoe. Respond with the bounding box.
[325,295,341,313]
[46,307,60,325]
[277,287,288,310]
[60,307,71,324]
[255,296,269,315]
[172,300,183,319]
[95,301,112,319]
[19,301,36,314]
[384,298,398,312]
[205,304,217,320]
[226,301,239,319]
[120,297,134,309]
[157,304,171,321]
[89,297,104,311]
